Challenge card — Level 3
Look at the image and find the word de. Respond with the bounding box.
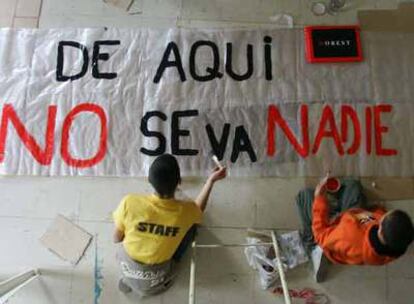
[0,103,107,168]
[56,40,120,82]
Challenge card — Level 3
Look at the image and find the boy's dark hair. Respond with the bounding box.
[148,154,181,198]
[381,210,414,253]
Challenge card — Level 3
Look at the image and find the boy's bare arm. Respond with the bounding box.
[195,167,227,212]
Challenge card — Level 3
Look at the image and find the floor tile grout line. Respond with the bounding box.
[11,0,19,27]
[0,215,298,232]
[76,191,82,225]
[0,215,296,228]
[13,0,43,18]
[67,266,75,304]
[11,16,38,19]
[37,0,43,28]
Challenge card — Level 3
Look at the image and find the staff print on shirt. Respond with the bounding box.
[137,222,180,237]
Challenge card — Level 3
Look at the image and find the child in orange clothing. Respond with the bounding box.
[296,176,414,281]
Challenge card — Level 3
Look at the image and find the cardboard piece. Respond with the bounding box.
[103,0,134,11]
[358,3,414,32]
[40,215,93,265]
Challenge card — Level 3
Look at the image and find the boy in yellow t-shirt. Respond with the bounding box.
[113,154,226,297]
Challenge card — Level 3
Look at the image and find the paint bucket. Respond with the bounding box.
[326,177,341,193]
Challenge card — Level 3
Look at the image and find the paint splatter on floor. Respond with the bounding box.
[94,236,104,304]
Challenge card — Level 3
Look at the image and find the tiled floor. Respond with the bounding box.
[0,0,41,28]
[1,177,413,304]
[0,0,410,29]
[1,1,414,304]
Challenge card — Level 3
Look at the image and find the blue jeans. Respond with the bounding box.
[172,225,197,262]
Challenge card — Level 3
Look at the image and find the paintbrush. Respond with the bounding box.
[212,155,224,170]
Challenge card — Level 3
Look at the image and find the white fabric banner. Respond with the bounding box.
[0,28,413,177]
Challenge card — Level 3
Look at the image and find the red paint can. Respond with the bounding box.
[326,177,341,193]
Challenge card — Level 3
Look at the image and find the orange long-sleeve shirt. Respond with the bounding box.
[312,195,395,265]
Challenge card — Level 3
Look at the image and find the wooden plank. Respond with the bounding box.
[271,231,291,304]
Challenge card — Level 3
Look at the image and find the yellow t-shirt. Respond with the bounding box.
[113,194,202,264]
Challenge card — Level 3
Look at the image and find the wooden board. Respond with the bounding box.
[358,3,414,32]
